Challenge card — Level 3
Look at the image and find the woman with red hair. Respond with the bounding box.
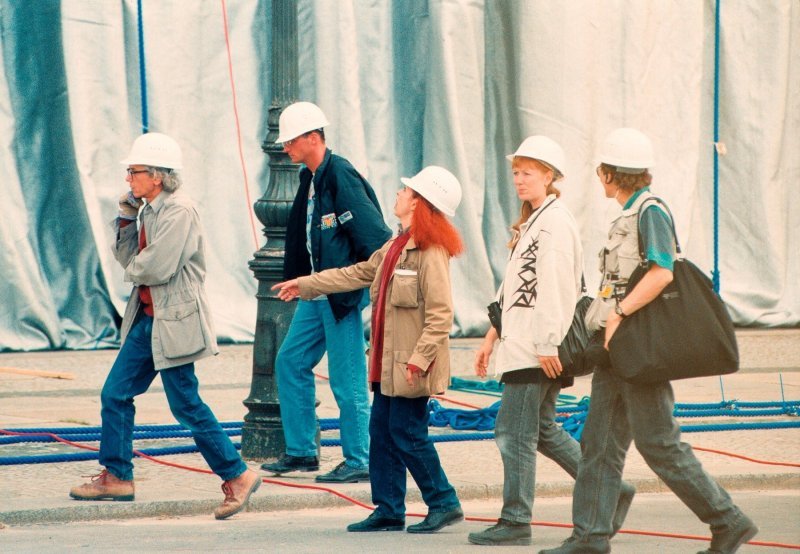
[272,165,465,534]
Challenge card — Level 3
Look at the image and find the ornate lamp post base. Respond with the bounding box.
[241,248,292,460]
[241,0,303,461]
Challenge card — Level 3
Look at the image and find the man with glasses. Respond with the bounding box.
[262,102,391,483]
[69,133,260,520]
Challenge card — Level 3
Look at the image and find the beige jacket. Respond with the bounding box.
[112,189,219,370]
[297,236,453,398]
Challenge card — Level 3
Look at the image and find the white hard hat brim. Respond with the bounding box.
[400,176,457,217]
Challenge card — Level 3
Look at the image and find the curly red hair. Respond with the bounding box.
[410,194,464,257]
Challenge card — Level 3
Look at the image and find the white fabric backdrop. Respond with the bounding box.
[0,0,797,351]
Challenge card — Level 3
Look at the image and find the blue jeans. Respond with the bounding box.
[275,298,370,468]
[369,388,460,519]
[99,315,246,481]
[496,379,581,523]
[571,367,740,540]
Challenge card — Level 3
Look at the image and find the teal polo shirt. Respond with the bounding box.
[624,188,676,271]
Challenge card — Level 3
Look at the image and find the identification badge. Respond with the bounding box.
[320,213,338,230]
[338,211,353,224]
[599,284,614,299]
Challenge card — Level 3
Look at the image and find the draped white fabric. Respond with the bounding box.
[0,0,797,351]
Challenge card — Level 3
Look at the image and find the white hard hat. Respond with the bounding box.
[120,132,183,170]
[506,135,566,177]
[400,165,462,217]
[598,127,655,173]
[276,101,330,143]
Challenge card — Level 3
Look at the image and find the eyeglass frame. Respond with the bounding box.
[282,129,323,147]
[126,168,151,177]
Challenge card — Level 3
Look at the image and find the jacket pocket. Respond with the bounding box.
[157,300,206,359]
[390,269,419,308]
[391,350,430,398]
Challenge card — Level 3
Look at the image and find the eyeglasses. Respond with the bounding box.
[282,129,321,147]
[282,133,310,147]
[127,168,150,177]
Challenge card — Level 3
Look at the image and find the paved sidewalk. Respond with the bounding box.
[0,330,798,526]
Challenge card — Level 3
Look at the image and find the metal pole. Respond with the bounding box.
[240,0,301,460]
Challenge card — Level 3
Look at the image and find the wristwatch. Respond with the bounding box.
[614,301,627,318]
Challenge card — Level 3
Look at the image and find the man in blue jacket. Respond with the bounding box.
[262,102,391,483]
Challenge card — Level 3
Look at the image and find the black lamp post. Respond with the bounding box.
[240,0,302,460]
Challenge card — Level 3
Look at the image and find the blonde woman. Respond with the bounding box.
[469,137,633,546]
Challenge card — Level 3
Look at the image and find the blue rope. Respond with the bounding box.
[1,422,244,435]
[4,419,799,466]
[0,429,242,445]
[681,421,800,433]
[428,400,501,431]
[712,0,721,292]
[137,0,149,133]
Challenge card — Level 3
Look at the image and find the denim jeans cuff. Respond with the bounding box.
[217,461,248,482]
[286,449,319,458]
[375,507,405,520]
[429,503,461,513]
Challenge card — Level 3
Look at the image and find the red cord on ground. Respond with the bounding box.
[1,428,797,549]
[694,445,800,468]
[220,0,260,251]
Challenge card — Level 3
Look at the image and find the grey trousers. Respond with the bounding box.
[496,379,582,523]
[571,367,741,540]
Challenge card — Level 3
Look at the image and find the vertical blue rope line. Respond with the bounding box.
[712,0,721,292]
[718,375,725,403]
[780,373,786,407]
[137,0,149,133]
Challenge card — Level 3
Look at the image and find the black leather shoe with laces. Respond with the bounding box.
[347,511,405,532]
[315,461,370,483]
[260,455,319,474]
[406,507,464,533]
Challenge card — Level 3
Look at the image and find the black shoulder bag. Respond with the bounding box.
[559,276,593,377]
[608,197,739,384]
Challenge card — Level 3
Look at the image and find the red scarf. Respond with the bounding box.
[368,232,411,383]
[138,225,153,316]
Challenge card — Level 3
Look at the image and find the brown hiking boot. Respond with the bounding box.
[69,469,135,501]
[214,468,261,520]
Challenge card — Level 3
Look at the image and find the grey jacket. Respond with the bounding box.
[113,189,218,370]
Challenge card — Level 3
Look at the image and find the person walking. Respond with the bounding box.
[540,128,758,554]
[467,136,634,547]
[261,102,391,483]
[69,133,260,520]
[272,165,465,534]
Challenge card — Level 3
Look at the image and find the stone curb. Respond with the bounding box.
[2,473,797,527]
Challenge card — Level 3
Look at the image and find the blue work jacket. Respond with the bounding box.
[284,149,391,320]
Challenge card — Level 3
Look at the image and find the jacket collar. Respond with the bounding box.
[145,189,172,215]
[396,234,417,265]
[302,148,332,182]
[620,187,652,217]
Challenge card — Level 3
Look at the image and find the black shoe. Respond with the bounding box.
[468,518,532,545]
[347,511,405,532]
[697,513,758,554]
[407,507,464,534]
[315,461,370,483]
[261,455,319,474]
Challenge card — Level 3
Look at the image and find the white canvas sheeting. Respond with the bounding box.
[0,0,797,351]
